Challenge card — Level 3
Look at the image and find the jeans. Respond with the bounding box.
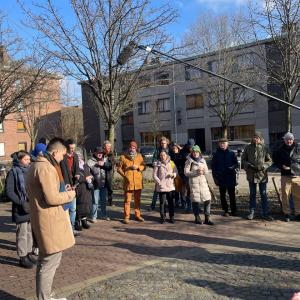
[192,201,211,216]
[159,192,174,219]
[151,190,158,209]
[69,198,76,229]
[91,188,107,219]
[249,182,269,216]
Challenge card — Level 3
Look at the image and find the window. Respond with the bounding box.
[18,142,27,151]
[0,122,3,133]
[234,53,254,70]
[140,131,171,146]
[0,143,4,156]
[154,72,170,85]
[157,98,170,112]
[186,94,204,109]
[185,66,202,81]
[211,125,255,141]
[138,75,151,86]
[138,101,151,115]
[17,120,25,132]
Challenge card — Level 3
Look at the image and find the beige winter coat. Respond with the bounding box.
[153,160,177,192]
[184,155,211,203]
[26,156,76,255]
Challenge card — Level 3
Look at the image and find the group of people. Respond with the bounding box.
[4,130,300,300]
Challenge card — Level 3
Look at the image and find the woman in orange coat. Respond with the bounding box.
[117,141,145,224]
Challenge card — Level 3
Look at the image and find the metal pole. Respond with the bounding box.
[172,63,178,143]
[138,45,300,111]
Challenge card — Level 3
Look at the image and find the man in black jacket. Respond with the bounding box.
[212,138,238,216]
[273,132,300,222]
[60,139,80,234]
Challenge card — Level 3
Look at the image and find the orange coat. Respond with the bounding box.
[117,153,145,191]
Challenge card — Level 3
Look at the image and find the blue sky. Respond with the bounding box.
[0,0,251,103]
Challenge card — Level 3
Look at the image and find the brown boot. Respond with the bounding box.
[135,216,144,222]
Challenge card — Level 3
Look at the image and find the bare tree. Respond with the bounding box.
[21,0,177,149]
[247,0,300,131]
[183,13,259,138]
[0,13,53,124]
[17,78,60,150]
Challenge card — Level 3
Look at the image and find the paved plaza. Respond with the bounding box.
[0,187,299,300]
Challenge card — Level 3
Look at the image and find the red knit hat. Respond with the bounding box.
[129,140,138,149]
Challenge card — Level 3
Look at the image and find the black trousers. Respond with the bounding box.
[219,186,236,213]
[159,192,174,219]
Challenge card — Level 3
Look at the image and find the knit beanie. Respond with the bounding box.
[33,143,47,157]
[192,145,201,153]
[253,131,263,140]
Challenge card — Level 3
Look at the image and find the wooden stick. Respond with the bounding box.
[272,177,282,212]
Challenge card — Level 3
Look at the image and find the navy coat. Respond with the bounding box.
[211,148,238,187]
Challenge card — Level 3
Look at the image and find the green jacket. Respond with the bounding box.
[241,142,272,183]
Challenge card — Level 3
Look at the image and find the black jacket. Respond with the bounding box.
[211,148,238,187]
[273,142,300,176]
[61,153,80,185]
[5,169,30,224]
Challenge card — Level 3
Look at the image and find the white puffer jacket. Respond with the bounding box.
[184,155,211,203]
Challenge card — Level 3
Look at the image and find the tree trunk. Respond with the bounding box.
[222,126,228,139]
[108,122,115,151]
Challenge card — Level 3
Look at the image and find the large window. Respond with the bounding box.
[211,125,255,141]
[17,120,25,132]
[186,94,204,109]
[0,143,4,156]
[185,66,202,81]
[154,72,170,86]
[140,131,171,146]
[138,75,151,86]
[157,98,170,112]
[234,53,254,70]
[137,101,151,115]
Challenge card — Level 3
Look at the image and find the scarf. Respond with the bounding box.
[44,152,72,210]
[12,160,29,204]
[191,155,204,164]
[128,150,137,161]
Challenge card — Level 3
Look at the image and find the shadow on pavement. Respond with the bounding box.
[184,279,297,300]
[0,238,16,251]
[114,227,300,253]
[0,255,19,267]
[0,215,15,233]
[0,290,25,300]
[111,242,299,272]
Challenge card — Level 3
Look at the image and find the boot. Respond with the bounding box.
[81,218,90,229]
[19,256,34,269]
[27,253,37,264]
[160,214,166,224]
[204,215,214,225]
[75,220,82,231]
[194,215,203,225]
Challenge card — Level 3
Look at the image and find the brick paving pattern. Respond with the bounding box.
[0,188,299,300]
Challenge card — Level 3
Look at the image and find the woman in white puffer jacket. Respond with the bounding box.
[184,145,214,225]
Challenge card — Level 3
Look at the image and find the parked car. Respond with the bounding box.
[139,146,155,166]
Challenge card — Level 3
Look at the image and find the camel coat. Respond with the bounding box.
[117,153,145,191]
[26,156,75,255]
[184,155,211,203]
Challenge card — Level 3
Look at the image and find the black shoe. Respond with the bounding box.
[19,256,34,269]
[223,212,230,217]
[194,215,203,225]
[81,219,90,229]
[169,218,175,224]
[75,221,82,231]
[295,215,300,221]
[160,217,165,224]
[262,215,274,221]
[284,214,290,222]
[231,211,237,217]
[204,217,214,225]
[27,253,37,265]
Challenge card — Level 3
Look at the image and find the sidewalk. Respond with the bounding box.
[0,189,299,300]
